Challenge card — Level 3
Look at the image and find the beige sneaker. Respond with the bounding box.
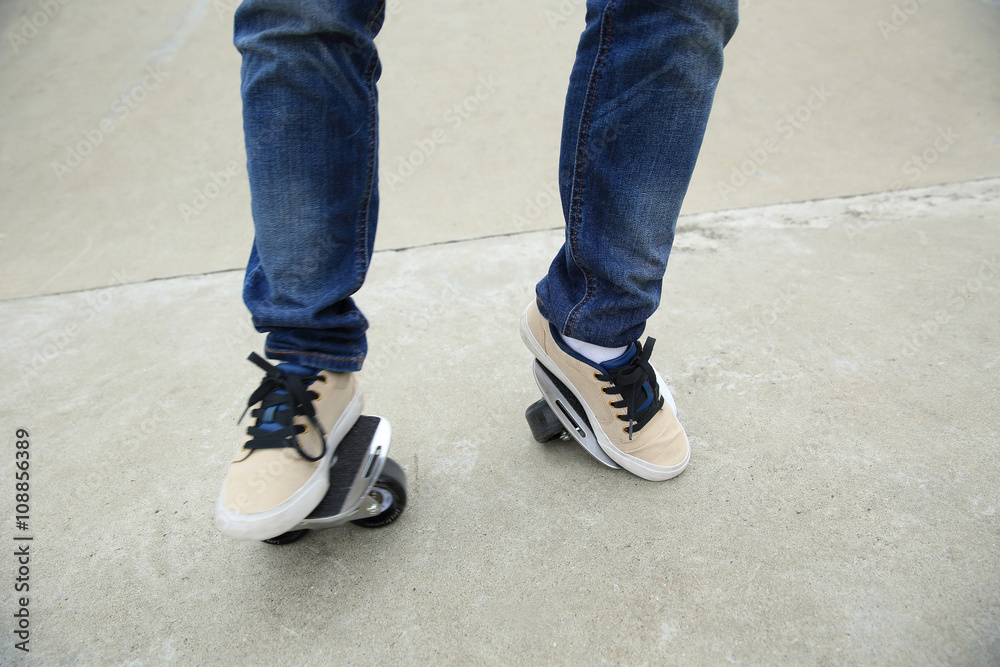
[216,353,362,540]
[520,301,689,481]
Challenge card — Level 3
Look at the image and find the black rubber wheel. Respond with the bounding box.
[262,529,308,546]
[526,398,565,443]
[351,458,407,528]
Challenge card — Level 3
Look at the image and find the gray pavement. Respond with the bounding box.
[2,0,1000,664]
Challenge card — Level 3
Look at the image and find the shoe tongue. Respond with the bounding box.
[599,343,637,371]
[276,362,318,376]
[256,363,320,431]
[600,344,654,414]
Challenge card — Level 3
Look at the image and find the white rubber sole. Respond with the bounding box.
[520,305,689,482]
[215,388,364,540]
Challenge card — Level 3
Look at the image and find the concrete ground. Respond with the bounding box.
[1,0,999,664]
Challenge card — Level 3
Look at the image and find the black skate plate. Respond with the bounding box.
[307,415,380,519]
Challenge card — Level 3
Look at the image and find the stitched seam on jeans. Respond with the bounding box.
[356,1,384,282]
[265,346,365,364]
[566,0,618,337]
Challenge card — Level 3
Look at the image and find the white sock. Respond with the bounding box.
[560,333,628,365]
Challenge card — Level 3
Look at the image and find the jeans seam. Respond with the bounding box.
[355,0,384,285]
[566,0,619,338]
[265,346,365,365]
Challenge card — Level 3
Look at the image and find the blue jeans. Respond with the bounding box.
[237,0,738,372]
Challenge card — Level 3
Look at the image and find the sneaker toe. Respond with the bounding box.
[221,448,318,516]
[613,411,690,476]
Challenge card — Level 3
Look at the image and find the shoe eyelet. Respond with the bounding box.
[593,372,602,381]
[317,375,328,384]
[300,425,310,435]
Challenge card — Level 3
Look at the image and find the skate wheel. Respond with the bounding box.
[262,529,308,546]
[526,398,565,443]
[351,458,407,528]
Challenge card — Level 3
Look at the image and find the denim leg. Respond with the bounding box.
[236,0,385,372]
[537,0,739,347]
